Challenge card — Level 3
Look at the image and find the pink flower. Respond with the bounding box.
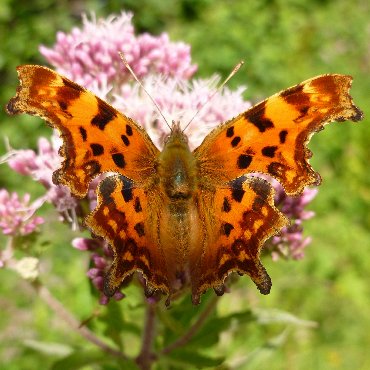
[112,75,250,149]
[39,12,197,93]
[5,149,38,176]
[72,236,124,304]
[0,189,44,237]
[266,176,318,260]
[5,135,77,219]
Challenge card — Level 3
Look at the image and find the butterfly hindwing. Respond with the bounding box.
[194,74,363,195]
[85,174,171,297]
[6,65,159,197]
[190,176,288,304]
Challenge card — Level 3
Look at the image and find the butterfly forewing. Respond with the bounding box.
[194,74,363,195]
[6,65,159,197]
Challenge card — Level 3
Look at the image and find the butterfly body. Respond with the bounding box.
[157,122,197,200]
[141,122,210,299]
[7,65,363,304]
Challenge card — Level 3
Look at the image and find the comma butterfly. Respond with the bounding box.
[6,66,363,304]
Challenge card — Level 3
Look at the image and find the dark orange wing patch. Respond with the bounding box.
[85,174,170,297]
[194,75,363,194]
[6,65,159,197]
[190,176,288,304]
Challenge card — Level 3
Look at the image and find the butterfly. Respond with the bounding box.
[7,65,363,304]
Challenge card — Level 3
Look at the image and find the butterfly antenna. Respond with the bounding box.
[182,61,244,133]
[119,52,171,130]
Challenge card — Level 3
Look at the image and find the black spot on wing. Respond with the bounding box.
[230,176,246,203]
[237,154,252,169]
[121,135,130,146]
[279,130,288,144]
[91,98,117,130]
[134,222,145,237]
[121,176,133,202]
[222,222,234,237]
[134,197,142,212]
[247,102,274,132]
[79,127,87,142]
[226,126,234,137]
[126,124,133,136]
[222,197,231,212]
[99,176,117,204]
[90,143,104,156]
[261,146,278,158]
[231,136,241,147]
[112,153,126,168]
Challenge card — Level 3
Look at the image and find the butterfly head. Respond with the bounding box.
[163,121,189,149]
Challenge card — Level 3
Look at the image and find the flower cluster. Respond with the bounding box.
[3,12,317,303]
[6,135,78,224]
[0,189,44,237]
[112,75,250,149]
[72,237,124,304]
[39,12,197,92]
[266,177,318,260]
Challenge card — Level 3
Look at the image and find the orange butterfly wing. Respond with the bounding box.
[194,75,363,194]
[85,174,170,297]
[190,75,363,302]
[190,176,288,304]
[6,65,159,197]
[7,65,173,297]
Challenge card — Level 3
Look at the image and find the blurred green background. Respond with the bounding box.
[0,0,369,369]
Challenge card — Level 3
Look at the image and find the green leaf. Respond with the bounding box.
[240,330,289,369]
[98,299,140,349]
[22,339,73,357]
[254,308,317,327]
[189,310,255,348]
[105,359,141,370]
[51,349,138,370]
[160,291,217,346]
[100,300,126,348]
[166,348,225,368]
[51,350,110,370]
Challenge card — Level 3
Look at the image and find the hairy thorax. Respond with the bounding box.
[155,124,201,285]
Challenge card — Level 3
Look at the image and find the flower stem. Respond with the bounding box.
[136,300,157,370]
[161,295,218,355]
[32,280,127,360]
[1,237,15,266]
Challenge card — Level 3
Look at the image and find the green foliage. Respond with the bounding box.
[51,350,116,370]
[165,349,224,368]
[1,0,369,369]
